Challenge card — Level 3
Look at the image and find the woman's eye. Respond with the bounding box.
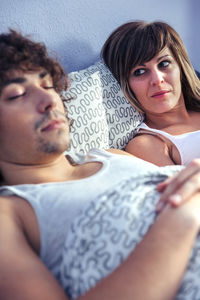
[133,68,146,77]
[159,60,170,68]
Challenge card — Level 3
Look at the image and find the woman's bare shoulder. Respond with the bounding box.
[125,134,174,166]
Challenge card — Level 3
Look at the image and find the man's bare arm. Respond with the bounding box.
[157,159,200,210]
[0,194,199,300]
[81,194,200,300]
[0,198,68,300]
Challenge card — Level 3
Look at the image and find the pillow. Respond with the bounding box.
[62,60,143,160]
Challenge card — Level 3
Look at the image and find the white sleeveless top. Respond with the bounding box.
[139,122,200,165]
[0,149,158,282]
[0,149,186,298]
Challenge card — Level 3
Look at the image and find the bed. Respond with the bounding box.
[63,59,200,162]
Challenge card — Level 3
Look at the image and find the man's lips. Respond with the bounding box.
[41,119,66,132]
[151,90,170,98]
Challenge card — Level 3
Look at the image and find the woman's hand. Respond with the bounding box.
[156,159,200,212]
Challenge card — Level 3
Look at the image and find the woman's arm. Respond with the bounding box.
[125,134,175,166]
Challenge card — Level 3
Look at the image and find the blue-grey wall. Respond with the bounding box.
[0,0,199,72]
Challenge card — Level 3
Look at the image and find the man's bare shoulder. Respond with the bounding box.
[0,195,28,237]
[0,195,40,253]
[0,195,21,216]
[0,195,66,299]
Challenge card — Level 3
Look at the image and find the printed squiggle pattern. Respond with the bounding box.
[60,168,200,300]
[62,61,143,160]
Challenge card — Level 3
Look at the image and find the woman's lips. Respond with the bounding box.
[151,90,170,98]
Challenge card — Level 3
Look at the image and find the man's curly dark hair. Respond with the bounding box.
[0,29,69,94]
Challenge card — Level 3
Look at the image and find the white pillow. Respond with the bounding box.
[62,60,143,159]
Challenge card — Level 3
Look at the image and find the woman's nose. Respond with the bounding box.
[150,69,164,86]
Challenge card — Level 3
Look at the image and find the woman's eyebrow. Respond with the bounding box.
[157,54,171,62]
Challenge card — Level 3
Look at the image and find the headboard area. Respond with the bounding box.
[0,0,199,159]
[1,0,199,73]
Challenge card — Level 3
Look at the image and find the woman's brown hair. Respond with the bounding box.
[101,20,200,112]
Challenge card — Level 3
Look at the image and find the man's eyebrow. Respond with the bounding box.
[4,71,49,87]
[4,77,26,86]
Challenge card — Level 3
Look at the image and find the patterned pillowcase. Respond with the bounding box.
[62,60,144,160]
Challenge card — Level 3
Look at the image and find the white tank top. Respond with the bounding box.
[0,149,159,282]
[139,122,200,165]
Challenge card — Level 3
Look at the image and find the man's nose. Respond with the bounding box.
[37,89,57,113]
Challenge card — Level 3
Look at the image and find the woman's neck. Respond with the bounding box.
[144,107,200,135]
[145,105,191,131]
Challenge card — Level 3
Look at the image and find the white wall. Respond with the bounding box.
[0,0,199,72]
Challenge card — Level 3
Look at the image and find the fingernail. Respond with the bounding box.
[170,194,182,205]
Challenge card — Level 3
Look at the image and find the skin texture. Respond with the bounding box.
[126,47,200,166]
[0,70,70,165]
[0,70,200,300]
[128,47,183,115]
